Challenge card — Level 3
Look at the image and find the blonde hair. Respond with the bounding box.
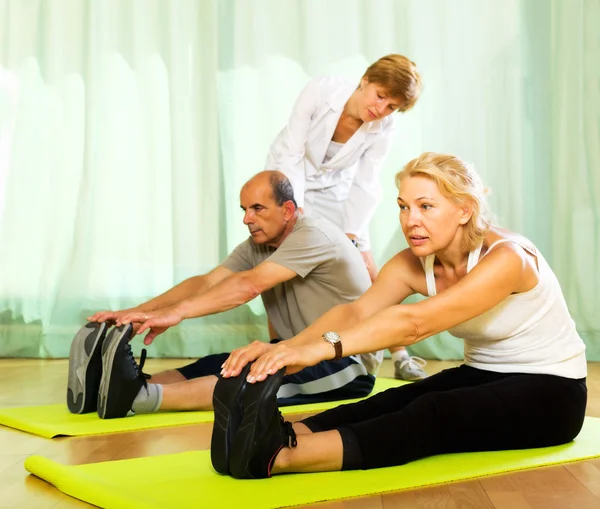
[395,153,491,252]
[363,54,422,112]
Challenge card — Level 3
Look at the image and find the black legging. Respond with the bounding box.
[301,365,587,470]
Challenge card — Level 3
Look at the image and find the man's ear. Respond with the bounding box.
[283,200,296,221]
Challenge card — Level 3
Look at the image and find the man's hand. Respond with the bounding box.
[116,307,184,345]
[87,308,137,324]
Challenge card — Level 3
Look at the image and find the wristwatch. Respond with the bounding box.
[322,331,343,360]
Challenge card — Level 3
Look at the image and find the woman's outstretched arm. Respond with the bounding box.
[242,242,530,381]
[221,249,420,377]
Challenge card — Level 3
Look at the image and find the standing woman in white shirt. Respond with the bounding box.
[265,54,426,380]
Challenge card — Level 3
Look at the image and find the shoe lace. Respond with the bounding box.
[124,343,151,386]
[279,411,298,448]
[400,356,427,371]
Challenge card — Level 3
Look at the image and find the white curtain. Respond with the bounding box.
[1,0,599,360]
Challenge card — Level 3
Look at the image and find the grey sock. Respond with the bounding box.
[131,383,163,414]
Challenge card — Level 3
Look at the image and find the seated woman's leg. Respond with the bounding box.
[327,371,586,471]
[301,365,485,433]
[275,370,586,474]
[279,365,504,471]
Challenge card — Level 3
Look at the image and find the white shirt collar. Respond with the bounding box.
[325,85,387,134]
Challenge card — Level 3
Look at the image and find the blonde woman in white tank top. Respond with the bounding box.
[217,152,587,479]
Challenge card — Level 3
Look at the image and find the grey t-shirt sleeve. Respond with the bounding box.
[221,238,256,272]
[267,226,336,278]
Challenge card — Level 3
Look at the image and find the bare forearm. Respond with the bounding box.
[287,303,362,347]
[295,304,419,360]
[137,276,210,313]
[336,305,419,356]
[176,274,258,319]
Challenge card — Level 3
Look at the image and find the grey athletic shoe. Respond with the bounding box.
[97,324,150,419]
[394,356,428,381]
[67,322,109,414]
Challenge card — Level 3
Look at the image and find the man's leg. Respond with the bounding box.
[276,357,375,406]
[149,370,187,384]
[149,353,230,385]
[154,355,370,412]
[157,375,219,410]
[131,353,231,413]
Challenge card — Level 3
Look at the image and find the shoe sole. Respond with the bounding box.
[395,372,428,381]
[229,368,286,479]
[66,322,108,414]
[211,363,252,475]
[97,324,133,419]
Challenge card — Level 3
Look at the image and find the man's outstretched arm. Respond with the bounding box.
[88,266,234,323]
[137,266,235,312]
[118,261,297,344]
[177,261,296,318]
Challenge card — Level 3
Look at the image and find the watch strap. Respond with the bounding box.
[332,340,343,360]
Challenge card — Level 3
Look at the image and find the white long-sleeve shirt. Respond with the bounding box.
[265,76,396,238]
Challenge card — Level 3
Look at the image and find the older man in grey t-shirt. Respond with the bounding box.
[222,213,383,395]
[224,214,367,340]
[78,171,382,419]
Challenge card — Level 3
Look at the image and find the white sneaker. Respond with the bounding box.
[394,356,428,381]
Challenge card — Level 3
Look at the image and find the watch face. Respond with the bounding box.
[324,331,340,343]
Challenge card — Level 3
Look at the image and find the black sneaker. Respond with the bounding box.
[67,322,109,414]
[211,363,252,475]
[97,324,150,419]
[229,368,297,479]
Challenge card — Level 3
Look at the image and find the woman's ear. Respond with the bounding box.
[458,202,474,225]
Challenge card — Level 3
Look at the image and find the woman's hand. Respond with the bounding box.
[246,342,328,383]
[116,307,183,345]
[221,340,275,378]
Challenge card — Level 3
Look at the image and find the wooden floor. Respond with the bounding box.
[1,358,600,509]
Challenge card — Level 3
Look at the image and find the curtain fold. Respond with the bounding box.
[0,0,598,360]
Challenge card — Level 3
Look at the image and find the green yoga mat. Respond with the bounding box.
[0,378,407,438]
[25,416,600,509]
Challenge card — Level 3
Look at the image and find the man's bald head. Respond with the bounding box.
[239,171,299,248]
[242,170,297,208]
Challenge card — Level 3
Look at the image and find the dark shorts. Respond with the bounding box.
[175,341,375,406]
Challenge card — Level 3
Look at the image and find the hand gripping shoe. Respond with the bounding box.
[211,363,252,475]
[229,368,297,479]
[97,324,150,419]
[67,322,109,414]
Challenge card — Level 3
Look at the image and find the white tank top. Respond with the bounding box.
[322,140,344,164]
[421,240,587,378]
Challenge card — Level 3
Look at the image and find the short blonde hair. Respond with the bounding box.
[363,54,422,112]
[395,153,491,252]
